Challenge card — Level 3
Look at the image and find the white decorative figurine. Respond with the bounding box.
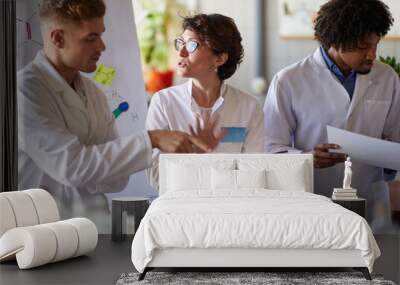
[343,157,352,189]
[332,156,358,200]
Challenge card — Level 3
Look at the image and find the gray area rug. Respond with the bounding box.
[116,271,396,285]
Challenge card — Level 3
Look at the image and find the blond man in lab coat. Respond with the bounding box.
[264,0,400,230]
[18,0,217,233]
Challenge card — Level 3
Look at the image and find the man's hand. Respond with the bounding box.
[189,113,226,153]
[313,143,347,168]
[148,130,211,153]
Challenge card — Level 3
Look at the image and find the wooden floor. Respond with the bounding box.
[0,234,399,285]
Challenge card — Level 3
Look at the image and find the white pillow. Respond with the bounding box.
[238,159,308,191]
[237,169,267,188]
[266,161,307,191]
[211,168,236,190]
[211,169,267,190]
[166,160,235,192]
[168,163,211,191]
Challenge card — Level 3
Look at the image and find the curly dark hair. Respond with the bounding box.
[314,0,393,51]
[182,14,244,80]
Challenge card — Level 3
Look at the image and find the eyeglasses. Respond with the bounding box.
[174,38,200,54]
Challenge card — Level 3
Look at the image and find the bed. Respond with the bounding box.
[131,154,380,280]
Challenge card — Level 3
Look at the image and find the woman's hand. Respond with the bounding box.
[189,113,227,153]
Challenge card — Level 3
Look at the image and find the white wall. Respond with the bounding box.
[195,0,400,96]
[195,1,258,95]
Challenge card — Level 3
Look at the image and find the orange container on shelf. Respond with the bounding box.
[144,69,174,94]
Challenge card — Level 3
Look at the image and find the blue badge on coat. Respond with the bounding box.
[221,127,246,143]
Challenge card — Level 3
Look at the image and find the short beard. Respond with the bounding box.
[356,69,372,75]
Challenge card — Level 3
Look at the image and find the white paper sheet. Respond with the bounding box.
[327,126,400,170]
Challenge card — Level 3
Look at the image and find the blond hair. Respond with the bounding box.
[39,0,106,23]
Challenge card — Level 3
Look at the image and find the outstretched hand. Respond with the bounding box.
[189,113,226,153]
[148,130,211,153]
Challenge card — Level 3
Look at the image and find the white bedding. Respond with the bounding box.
[131,190,380,273]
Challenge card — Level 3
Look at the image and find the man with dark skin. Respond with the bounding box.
[264,0,400,229]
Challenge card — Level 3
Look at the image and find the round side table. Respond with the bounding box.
[111,197,150,242]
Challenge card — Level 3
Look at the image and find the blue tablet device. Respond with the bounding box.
[221,127,246,143]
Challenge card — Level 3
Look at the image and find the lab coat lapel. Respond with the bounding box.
[60,86,87,114]
[34,51,90,141]
[347,72,373,119]
[85,99,97,143]
[34,51,87,114]
[187,80,200,121]
[312,48,329,71]
[74,75,97,141]
[312,48,351,104]
[51,75,91,140]
[312,48,373,120]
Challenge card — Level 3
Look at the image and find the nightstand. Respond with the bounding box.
[111,197,150,242]
[332,198,366,218]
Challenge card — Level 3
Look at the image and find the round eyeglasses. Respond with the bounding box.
[174,38,200,54]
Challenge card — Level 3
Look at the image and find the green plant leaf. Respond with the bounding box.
[379,55,400,77]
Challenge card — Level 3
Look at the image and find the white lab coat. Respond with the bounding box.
[18,51,152,233]
[264,48,400,228]
[146,79,264,189]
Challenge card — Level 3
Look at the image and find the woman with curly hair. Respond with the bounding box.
[146,14,264,189]
[263,0,400,230]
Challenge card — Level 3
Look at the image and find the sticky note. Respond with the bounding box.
[221,127,246,143]
[94,64,116,86]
